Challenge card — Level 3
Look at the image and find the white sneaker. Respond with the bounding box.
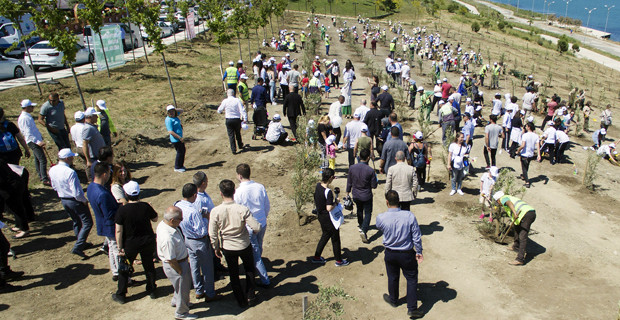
[457,189,464,195]
[449,190,456,196]
[175,313,198,320]
[174,168,186,173]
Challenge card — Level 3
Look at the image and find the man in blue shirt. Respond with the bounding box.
[376,190,424,319]
[175,183,220,302]
[87,162,120,279]
[461,113,475,148]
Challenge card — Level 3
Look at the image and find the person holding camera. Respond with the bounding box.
[346,149,377,244]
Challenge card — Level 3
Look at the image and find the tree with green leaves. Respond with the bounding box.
[167,4,180,52]
[143,3,177,107]
[205,0,232,91]
[124,0,149,63]
[228,2,250,61]
[29,0,87,109]
[471,21,481,33]
[177,1,191,42]
[557,35,569,53]
[272,0,287,31]
[0,0,42,95]
[79,0,111,77]
[375,0,400,13]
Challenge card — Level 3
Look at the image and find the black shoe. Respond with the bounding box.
[383,293,397,308]
[112,293,126,304]
[2,270,24,281]
[71,249,89,260]
[256,282,271,289]
[149,289,158,299]
[112,275,118,281]
[408,309,425,318]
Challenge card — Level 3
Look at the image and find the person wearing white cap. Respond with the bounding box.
[95,100,116,146]
[82,107,106,173]
[68,111,86,160]
[341,62,355,118]
[479,166,498,212]
[49,148,93,259]
[38,92,71,150]
[554,128,570,163]
[238,74,250,106]
[218,89,248,154]
[492,191,537,266]
[377,85,394,118]
[491,62,501,89]
[343,111,368,167]
[265,114,288,145]
[540,120,557,164]
[165,105,186,172]
[401,61,410,87]
[591,127,606,149]
[18,100,47,183]
[112,180,159,303]
[508,110,524,158]
[278,64,290,101]
[516,122,540,188]
[596,142,619,165]
[222,61,239,94]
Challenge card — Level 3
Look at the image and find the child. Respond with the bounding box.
[324,76,331,99]
[479,166,498,221]
[325,134,337,170]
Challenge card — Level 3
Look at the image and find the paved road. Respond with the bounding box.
[473,0,620,59]
[454,0,480,15]
[0,24,207,91]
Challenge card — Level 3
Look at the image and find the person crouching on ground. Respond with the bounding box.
[492,191,537,266]
[265,114,288,145]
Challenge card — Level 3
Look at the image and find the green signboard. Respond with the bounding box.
[93,24,125,72]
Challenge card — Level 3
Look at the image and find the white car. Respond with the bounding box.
[0,55,26,80]
[140,22,174,41]
[26,41,93,71]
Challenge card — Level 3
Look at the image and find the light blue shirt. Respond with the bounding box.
[165,116,183,143]
[176,199,208,239]
[461,120,475,142]
[193,191,214,228]
[234,180,270,228]
[385,122,403,141]
[376,208,422,253]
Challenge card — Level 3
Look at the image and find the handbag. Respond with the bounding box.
[118,255,134,276]
[325,188,344,230]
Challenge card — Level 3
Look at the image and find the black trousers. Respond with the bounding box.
[222,245,256,307]
[225,118,243,153]
[2,177,30,231]
[384,249,419,312]
[117,237,156,296]
[483,147,497,167]
[314,213,342,261]
[288,116,299,138]
[331,74,340,88]
[520,156,533,182]
[509,141,520,158]
[280,84,290,101]
[172,141,185,170]
[513,210,536,263]
[0,230,9,270]
[555,142,568,163]
[541,143,555,163]
[415,166,426,186]
[333,127,342,146]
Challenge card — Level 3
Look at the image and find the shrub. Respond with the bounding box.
[498,20,506,31]
[583,153,601,191]
[572,43,580,52]
[447,2,460,13]
[471,21,480,33]
[557,36,569,53]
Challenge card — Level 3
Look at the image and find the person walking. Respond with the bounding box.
[492,191,537,266]
[483,115,504,168]
[311,168,349,267]
[251,77,270,133]
[377,86,395,118]
[235,164,271,288]
[517,122,540,188]
[379,127,408,174]
[112,181,158,304]
[49,148,93,259]
[87,162,120,280]
[209,179,261,307]
[175,183,219,303]
[448,132,468,196]
[165,105,186,172]
[343,112,368,167]
[376,190,424,319]
[324,34,331,56]
[38,92,71,150]
[0,158,32,239]
[346,149,377,243]
[385,151,418,211]
[17,99,48,184]
[218,89,248,155]
[82,107,106,177]
[222,61,240,93]
[70,111,86,162]
[157,206,197,320]
[409,131,431,189]
[283,84,306,140]
[438,101,457,145]
[95,100,117,146]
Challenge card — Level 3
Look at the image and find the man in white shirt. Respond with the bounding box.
[354,99,370,123]
[18,99,48,184]
[541,121,557,164]
[516,123,541,188]
[70,111,86,161]
[491,93,502,116]
[234,163,271,287]
[554,129,570,164]
[501,108,513,151]
[49,148,93,259]
[343,112,368,167]
[218,89,248,155]
[157,206,196,320]
[265,114,288,145]
[393,58,402,85]
[522,88,536,118]
[401,61,411,86]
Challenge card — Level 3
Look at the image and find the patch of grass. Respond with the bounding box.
[303,283,355,320]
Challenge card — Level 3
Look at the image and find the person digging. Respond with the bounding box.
[493,191,537,266]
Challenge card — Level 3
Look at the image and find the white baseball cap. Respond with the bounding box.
[600,128,607,135]
[489,166,499,177]
[237,60,243,64]
[84,107,100,117]
[240,74,249,79]
[229,61,234,65]
[123,181,140,196]
[20,99,37,108]
[381,85,389,91]
[58,148,78,159]
[96,100,107,110]
[273,114,281,120]
[74,111,85,121]
[353,112,360,118]
[417,87,424,91]
[415,131,423,140]
[493,191,504,201]
[166,105,176,112]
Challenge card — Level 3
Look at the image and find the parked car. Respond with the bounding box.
[175,12,186,27]
[82,23,142,52]
[25,41,93,71]
[140,22,173,41]
[0,54,25,79]
[158,15,179,32]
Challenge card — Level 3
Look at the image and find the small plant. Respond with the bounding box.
[583,153,601,191]
[304,283,355,320]
[291,120,321,226]
[304,93,323,115]
[471,21,480,33]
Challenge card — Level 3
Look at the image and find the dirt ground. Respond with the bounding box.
[2,11,620,320]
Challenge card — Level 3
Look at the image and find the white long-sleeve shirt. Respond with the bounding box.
[17,111,43,144]
[49,162,87,202]
[218,96,247,121]
[70,122,85,148]
[234,180,270,228]
[265,121,286,143]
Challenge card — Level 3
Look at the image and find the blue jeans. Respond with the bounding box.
[451,167,464,191]
[185,237,215,297]
[60,198,93,252]
[248,225,269,285]
[325,45,330,55]
[354,198,373,234]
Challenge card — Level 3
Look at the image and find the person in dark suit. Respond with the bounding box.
[283,85,306,140]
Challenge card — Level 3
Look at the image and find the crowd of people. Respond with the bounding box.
[0,13,617,320]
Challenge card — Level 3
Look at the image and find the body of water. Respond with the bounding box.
[486,0,620,41]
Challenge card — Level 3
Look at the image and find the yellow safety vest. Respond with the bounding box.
[309,77,321,87]
[225,66,237,84]
[238,82,249,102]
[492,65,500,76]
[288,42,295,50]
[325,38,330,46]
[389,42,396,51]
[301,34,306,42]
[479,65,487,75]
[500,195,534,225]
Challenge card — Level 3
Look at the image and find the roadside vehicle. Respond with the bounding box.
[0,54,25,79]
[25,41,93,71]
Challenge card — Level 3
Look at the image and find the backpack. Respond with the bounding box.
[411,143,426,168]
[0,121,18,153]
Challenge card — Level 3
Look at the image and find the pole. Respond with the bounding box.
[70,66,87,110]
[605,5,614,32]
[531,0,535,18]
[85,28,95,75]
[98,33,111,78]
[22,41,42,95]
[565,0,570,19]
[161,52,177,107]
[123,0,136,63]
[138,23,149,64]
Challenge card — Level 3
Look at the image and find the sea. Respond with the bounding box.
[486,0,620,42]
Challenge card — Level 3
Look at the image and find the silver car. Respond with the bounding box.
[0,55,26,80]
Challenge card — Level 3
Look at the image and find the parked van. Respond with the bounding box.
[81,23,142,52]
[0,14,40,56]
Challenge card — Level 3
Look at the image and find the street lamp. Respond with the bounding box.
[546,1,555,17]
[605,5,615,32]
[564,0,571,19]
[585,7,597,29]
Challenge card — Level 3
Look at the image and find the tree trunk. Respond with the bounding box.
[247,34,251,63]
[173,31,178,52]
[269,16,274,37]
[263,26,267,41]
[139,23,149,64]
[70,66,87,110]
[276,15,280,31]
[126,21,137,63]
[98,33,111,78]
[237,33,242,61]
[161,52,177,107]
[85,33,95,75]
[256,28,260,48]
[219,45,226,92]
[22,41,41,95]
